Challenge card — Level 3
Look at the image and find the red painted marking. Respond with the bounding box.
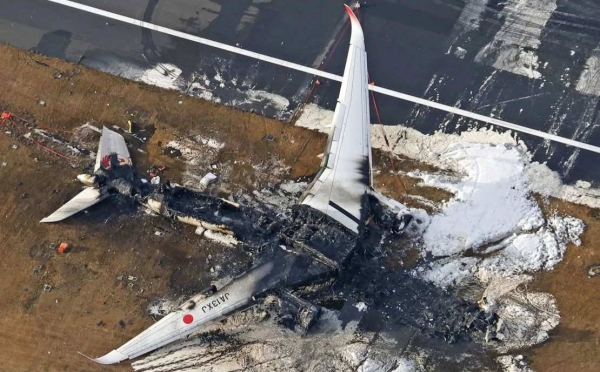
[343,4,358,23]
[101,155,112,169]
[100,154,131,169]
[183,314,194,324]
[120,156,132,166]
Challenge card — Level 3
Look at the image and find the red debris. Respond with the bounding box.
[57,242,70,254]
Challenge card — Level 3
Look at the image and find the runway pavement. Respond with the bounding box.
[1,0,600,183]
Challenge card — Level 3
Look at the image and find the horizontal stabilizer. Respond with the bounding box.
[40,187,107,223]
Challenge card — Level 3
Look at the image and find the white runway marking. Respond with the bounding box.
[49,0,600,154]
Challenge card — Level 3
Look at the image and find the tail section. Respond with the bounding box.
[301,5,371,233]
[40,126,132,223]
[95,126,132,172]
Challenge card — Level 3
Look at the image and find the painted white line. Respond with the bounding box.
[370,85,600,154]
[48,0,342,82]
[49,0,600,154]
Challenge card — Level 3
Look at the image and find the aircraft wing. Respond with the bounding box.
[300,5,372,233]
[88,262,274,364]
[95,126,132,172]
[40,187,108,223]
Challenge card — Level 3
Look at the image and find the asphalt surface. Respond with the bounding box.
[1,0,600,183]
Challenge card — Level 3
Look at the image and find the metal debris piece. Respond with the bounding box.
[587,263,600,278]
[127,276,138,282]
[199,173,217,188]
[1,162,6,167]
[43,284,52,292]
[279,292,319,334]
[265,134,274,141]
[116,275,124,281]
[11,144,18,149]
[154,231,165,237]
[151,176,160,185]
[37,100,46,106]
[148,166,166,178]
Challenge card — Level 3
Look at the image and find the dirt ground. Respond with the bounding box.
[0,44,598,372]
[526,198,600,372]
[0,44,326,372]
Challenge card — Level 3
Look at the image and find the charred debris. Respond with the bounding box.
[139,182,501,345]
[5,116,502,348]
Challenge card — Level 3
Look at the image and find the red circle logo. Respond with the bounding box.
[101,154,131,169]
[183,314,194,324]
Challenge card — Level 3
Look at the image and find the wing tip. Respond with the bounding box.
[344,4,356,18]
[78,350,128,365]
[77,351,96,362]
[343,4,358,22]
[40,187,106,224]
[40,213,69,223]
[343,4,364,46]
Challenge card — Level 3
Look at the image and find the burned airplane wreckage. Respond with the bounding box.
[41,6,502,365]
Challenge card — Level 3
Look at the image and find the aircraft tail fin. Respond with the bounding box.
[95,126,132,175]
